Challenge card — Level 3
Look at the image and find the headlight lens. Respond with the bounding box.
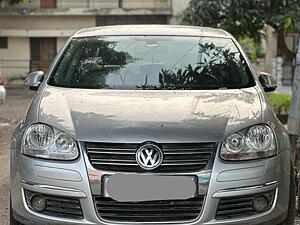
[221,124,276,160]
[224,133,245,153]
[22,124,79,160]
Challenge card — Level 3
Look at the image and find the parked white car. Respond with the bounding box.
[0,70,6,104]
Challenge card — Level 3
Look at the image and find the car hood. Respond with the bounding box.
[38,86,262,143]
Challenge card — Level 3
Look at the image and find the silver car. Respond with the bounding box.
[10,25,294,225]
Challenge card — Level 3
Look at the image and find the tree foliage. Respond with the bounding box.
[0,0,23,5]
[238,37,265,60]
[182,0,300,61]
[154,42,250,90]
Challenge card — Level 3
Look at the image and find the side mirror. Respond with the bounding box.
[24,71,44,91]
[258,72,277,92]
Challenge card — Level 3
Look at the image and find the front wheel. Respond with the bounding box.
[279,164,296,225]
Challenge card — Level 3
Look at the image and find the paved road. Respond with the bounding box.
[0,88,33,225]
[0,87,299,225]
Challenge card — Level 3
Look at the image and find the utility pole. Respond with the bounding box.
[287,36,300,213]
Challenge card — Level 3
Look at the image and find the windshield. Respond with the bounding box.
[48,36,255,90]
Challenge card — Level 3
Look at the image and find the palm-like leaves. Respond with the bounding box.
[158,42,246,89]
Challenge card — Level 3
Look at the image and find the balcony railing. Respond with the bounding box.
[10,0,171,10]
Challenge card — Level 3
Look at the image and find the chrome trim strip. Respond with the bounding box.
[21,180,87,198]
[212,181,278,198]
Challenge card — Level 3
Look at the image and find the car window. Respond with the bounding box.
[48,36,255,90]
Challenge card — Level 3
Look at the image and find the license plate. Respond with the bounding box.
[104,174,197,202]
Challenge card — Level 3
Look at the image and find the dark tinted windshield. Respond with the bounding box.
[49,36,254,90]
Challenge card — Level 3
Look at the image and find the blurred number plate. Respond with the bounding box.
[104,174,197,202]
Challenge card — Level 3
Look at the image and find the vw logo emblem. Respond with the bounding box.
[136,143,163,170]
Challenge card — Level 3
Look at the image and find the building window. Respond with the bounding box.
[40,0,56,8]
[0,37,8,49]
[96,15,168,26]
[30,38,56,72]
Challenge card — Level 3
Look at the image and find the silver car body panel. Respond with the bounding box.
[38,86,262,143]
[10,25,291,225]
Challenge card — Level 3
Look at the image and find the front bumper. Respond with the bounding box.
[11,146,290,225]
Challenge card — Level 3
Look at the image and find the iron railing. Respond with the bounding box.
[12,0,171,10]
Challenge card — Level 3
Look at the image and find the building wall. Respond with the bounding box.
[122,0,170,9]
[57,0,118,9]
[0,15,95,31]
[169,0,189,24]
[0,37,30,79]
[0,15,95,80]
[57,37,68,52]
[0,37,71,80]
[0,0,176,81]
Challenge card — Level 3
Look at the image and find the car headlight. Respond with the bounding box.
[220,124,276,160]
[22,124,79,160]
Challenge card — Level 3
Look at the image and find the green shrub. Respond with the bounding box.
[238,37,265,60]
[267,93,291,115]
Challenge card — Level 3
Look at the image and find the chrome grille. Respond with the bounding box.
[216,190,275,220]
[94,196,204,222]
[85,142,216,172]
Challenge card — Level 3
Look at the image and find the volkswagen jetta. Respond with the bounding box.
[10,25,294,225]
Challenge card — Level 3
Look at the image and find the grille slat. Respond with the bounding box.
[88,150,135,155]
[164,151,212,155]
[162,162,207,166]
[218,197,254,204]
[94,196,204,222]
[46,206,84,216]
[95,199,204,206]
[46,201,82,210]
[164,149,213,152]
[218,201,252,210]
[100,213,200,218]
[90,158,136,163]
[216,191,275,220]
[216,207,255,215]
[163,158,209,162]
[86,142,216,173]
[97,207,202,211]
[91,161,137,166]
[87,148,135,151]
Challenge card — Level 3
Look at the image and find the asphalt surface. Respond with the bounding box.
[0,87,299,225]
[0,88,33,225]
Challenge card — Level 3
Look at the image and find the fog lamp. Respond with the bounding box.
[252,195,268,212]
[31,195,47,212]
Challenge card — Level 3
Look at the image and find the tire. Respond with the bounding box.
[10,200,23,225]
[279,163,296,225]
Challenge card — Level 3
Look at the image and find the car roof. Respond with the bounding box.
[73,25,232,38]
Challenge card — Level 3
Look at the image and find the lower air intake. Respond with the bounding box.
[216,190,276,220]
[94,195,204,222]
[24,190,83,219]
